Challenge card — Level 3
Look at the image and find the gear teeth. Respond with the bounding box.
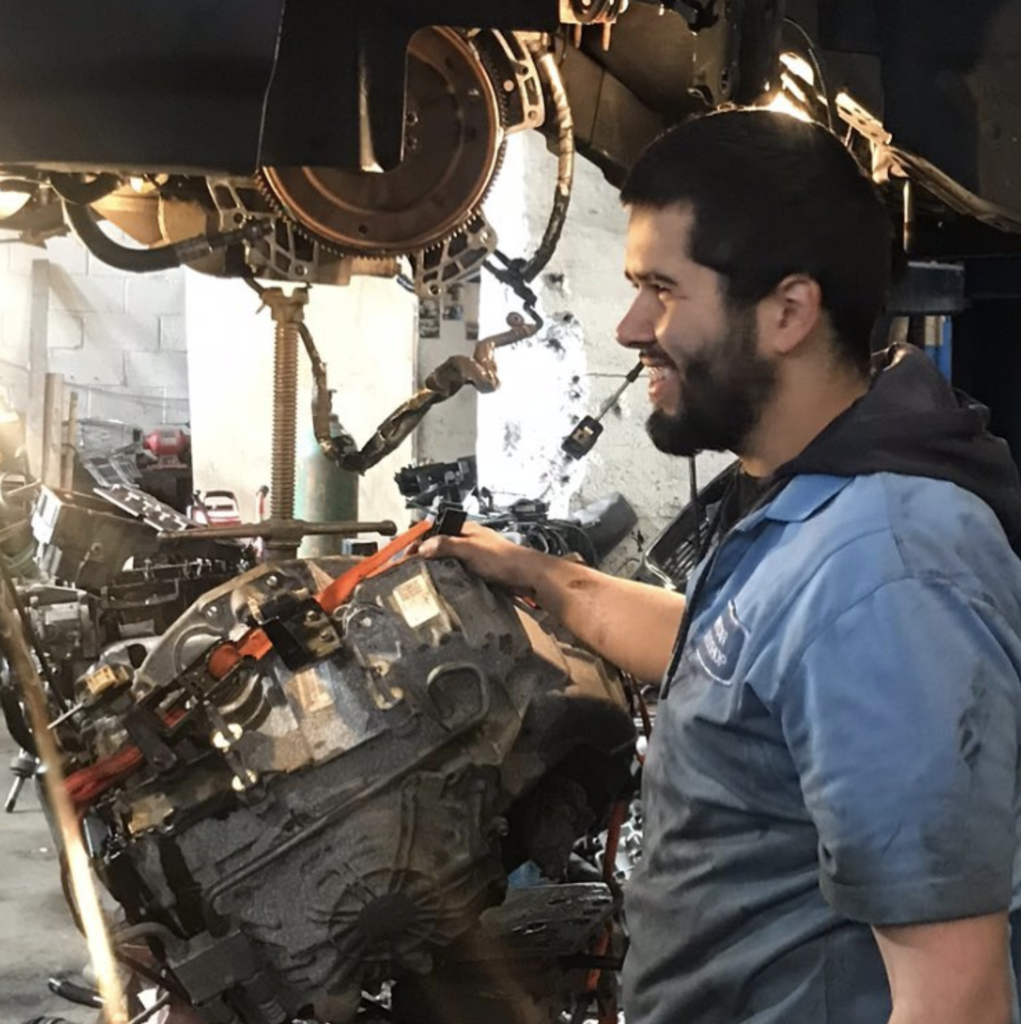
[254,170,362,259]
[257,138,507,261]
[255,28,514,261]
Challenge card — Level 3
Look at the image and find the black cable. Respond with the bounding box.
[553,520,601,566]
[687,455,701,556]
[114,950,189,1002]
[518,51,574,283]
[49,172,120,205]
[47,976,103,1009]
[782,17,834,131]
[65,201,269,274]
[0,679,36,754]
[241,272,266,299]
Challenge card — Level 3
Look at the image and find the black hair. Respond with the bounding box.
[620,109,892,371]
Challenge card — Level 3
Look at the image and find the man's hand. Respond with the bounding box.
[418,521,685,684]
[874,913,1012,1024]
[417,521,547,595]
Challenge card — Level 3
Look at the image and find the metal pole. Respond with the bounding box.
[260,287,309,561]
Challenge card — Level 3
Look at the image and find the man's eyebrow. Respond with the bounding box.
[625,269,679,287]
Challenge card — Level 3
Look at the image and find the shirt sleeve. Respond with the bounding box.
[777,575,1021,926]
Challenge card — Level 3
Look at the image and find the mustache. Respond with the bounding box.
[640,345,677,368]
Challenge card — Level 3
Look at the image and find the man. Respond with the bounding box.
[420,109,1021,1023]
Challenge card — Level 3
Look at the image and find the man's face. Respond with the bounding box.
[617,204,779,457]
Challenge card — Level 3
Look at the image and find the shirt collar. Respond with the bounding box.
[757,474,852,524]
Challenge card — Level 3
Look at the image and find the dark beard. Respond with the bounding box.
[646,305,778,457]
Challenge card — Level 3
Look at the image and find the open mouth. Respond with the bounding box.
[643,358,680,409]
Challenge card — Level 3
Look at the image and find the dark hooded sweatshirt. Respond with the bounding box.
[777,343,1021,553]
[623,344,1021,1024]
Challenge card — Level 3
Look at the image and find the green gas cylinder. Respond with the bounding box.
[295,418,359,557]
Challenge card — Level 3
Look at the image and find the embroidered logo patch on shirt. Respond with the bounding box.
[695,601,747,685]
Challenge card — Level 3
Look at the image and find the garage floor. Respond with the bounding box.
[0,727,96,1024]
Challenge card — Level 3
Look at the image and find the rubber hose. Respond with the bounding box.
[49,172,120,205]
[65,200,185,273]
[520,50,575,282]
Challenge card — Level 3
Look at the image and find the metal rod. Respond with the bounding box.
[158,518,397,542]
[0,583,127,1022]
[271,319,299,521]
[125,991,172,1024]
[903,178,915,255]
[259,287,310,562]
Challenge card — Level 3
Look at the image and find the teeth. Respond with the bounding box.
[648,365,674,382]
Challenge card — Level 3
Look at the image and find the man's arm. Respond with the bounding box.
[418,522,685,683]
[873,913,1012,1024]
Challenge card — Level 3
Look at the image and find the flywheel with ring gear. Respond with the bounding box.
[258,27,506,258]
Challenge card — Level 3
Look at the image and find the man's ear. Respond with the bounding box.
[758,274,823,356]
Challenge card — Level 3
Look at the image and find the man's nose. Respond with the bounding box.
[616,296,655,351]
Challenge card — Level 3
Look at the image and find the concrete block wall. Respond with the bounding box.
[0,229,189,428]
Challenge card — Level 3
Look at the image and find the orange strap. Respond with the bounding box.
[317,518,433,611]
[208,519,434,679]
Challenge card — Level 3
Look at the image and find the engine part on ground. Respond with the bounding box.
[46,975,103,1010]
[53,554,634,1024]
[31,485,248,592]
[634,460,738,591]
[143,429,190,461]
[395,458,480,510]
[100,483,195,534]
[4,745,37,812]
[0,472,40,579]
[397,459,638,568]
[76,421,194,512]
[32,488,161,592]
[561,359,643,459]
[566,492,639,563]
[189,490,242,529]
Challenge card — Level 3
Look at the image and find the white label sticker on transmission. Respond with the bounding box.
[393,573,443,629]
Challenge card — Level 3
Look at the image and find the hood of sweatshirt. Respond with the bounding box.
[771,343,1021,552]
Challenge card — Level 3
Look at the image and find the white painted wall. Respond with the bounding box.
[185,275,418,529]
[0,231,188,427]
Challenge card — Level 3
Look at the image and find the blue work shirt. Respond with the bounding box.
[623,472,1021,1024]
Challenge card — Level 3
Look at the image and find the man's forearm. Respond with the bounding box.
[529,552,685,683]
